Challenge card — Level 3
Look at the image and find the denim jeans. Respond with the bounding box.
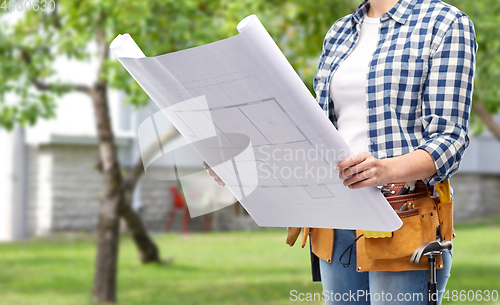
[319,229,452,305]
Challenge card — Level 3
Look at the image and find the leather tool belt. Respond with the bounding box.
[363,181,442,260]
[355,179,455,271]
[286,179,455,272]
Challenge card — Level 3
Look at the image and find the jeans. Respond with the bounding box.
[319,229,452,305]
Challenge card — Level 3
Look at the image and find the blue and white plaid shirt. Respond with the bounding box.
[314,0,477,186]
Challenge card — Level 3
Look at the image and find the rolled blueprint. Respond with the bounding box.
[110,15,402,231]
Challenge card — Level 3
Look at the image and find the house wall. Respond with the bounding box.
[26,143,238,236]
[450,173,500,222]
[0,126,27,241]
[27,144,102,235]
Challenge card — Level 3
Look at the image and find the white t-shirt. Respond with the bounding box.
[329,16,381,155]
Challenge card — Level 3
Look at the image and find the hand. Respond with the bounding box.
[336,152,391,189]
[202,161,226,186]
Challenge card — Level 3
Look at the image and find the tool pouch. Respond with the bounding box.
[434,179,455,241]
[364,191,440,260]
[286,227,302,246]
[437,200,455,241]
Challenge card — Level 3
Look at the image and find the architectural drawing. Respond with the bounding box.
[110,15,402,231]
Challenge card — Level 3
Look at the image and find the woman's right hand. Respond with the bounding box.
[202,161,226,186]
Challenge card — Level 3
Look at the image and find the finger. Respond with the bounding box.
[339,164,364,180]
[214,176,225,185]
[204,161,224,185]
[208,171,220,179]
[339,157,373,180]
[348,176,378,189]
[202,161,209,170]
[343,167,376,187]
[208,169,224,182]
[336,152,369,172]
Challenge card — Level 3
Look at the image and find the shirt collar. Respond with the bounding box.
[351,0,417,26]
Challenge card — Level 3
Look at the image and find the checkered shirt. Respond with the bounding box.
[314,0,477,186]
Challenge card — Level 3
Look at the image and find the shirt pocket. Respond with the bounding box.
[387,57,428,121]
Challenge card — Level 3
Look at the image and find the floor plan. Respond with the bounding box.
[110,15,402,231]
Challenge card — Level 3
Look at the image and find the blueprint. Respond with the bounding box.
[110,15,402,231]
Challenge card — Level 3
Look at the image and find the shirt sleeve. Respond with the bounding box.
[313,24,335,109]
[313,32,329,97]
[313,19,344,122]
[417,15,478,186]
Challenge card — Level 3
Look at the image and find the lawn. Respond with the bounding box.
[0,218,499,305]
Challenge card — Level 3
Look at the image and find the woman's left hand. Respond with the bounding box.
[336,152,391,189]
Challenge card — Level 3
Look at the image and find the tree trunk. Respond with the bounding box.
[91,83,123,303]
[119,125,179,263]
[120,159,161,264]
[472,101,500,141]
[90,23,126,303]
[120,201,160,263]
[91,120,165,265]
[90,23,167,302]
[120,152,161,264]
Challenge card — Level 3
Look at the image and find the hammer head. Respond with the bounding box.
[410,240,452,264]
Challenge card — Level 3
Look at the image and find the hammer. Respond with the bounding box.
[410,232,452,305]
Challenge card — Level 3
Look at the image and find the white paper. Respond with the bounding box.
[110,15,402,231]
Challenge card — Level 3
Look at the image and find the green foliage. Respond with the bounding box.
[446,0,500,133]
[1,0,499,133]
[0,0,354,130]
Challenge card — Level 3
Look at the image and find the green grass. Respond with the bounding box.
[0,218,499,305]
[442,217,500,305]
[0,229,323,305]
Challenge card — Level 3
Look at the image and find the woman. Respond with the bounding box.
[205,0,477,304]
[308,0,476,303]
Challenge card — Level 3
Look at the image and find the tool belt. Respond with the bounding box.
[362,180,454,261]
[355,179,455,271]
[286,179,455,272]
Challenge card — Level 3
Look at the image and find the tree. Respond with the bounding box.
[0,2,173,303]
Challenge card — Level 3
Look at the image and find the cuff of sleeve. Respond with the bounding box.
[416,140,456,186]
